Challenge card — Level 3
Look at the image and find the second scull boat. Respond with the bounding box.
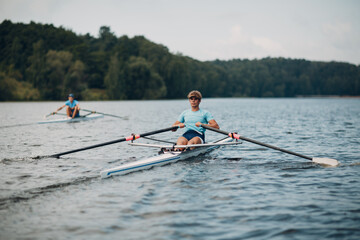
[38,113,104,124]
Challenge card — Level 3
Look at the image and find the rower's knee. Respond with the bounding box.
[188,137,202,145]
[177,137,188,145]
[176,137,188,150]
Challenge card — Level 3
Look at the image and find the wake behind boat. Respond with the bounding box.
[100,137,241,178]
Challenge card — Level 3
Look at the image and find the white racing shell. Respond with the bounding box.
[100,137,237,178]
[38,114,104,124]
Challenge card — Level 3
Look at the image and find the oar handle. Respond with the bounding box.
[50,126,179,158]
[201,124,312,161]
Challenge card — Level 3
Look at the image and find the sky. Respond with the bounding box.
[1,0,359,65]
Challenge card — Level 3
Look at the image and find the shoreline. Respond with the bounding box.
[1,95,360,102]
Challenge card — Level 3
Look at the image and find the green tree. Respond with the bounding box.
[124,56,166,99]
[0,71,16,100]
[98,26,117,52]
[25,40,46,88]
[63,60,85,97]
[163,56,191,98]
[43,50,73,99]
[104,53,125,99]
[10,37,23,70]
[87,51,107,88]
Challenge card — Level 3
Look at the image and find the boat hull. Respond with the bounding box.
[100,137,234,178]
[38,114,104,124]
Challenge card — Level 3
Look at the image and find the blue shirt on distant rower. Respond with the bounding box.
[65,100,78,108]
[178,109,214,134]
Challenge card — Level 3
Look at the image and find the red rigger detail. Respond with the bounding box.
[228,133,240,139]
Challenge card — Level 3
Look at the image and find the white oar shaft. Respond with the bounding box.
[129,140,241,149]
[82,109,123,119]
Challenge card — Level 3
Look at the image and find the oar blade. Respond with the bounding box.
[44,112,54,118]
[312,157,339,167]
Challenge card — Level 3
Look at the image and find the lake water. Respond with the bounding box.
[0,98,359,239]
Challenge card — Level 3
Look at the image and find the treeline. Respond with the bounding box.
[0,20,359,101]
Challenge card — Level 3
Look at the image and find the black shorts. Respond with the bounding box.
[182,130,205,143]
[69,109,80,117]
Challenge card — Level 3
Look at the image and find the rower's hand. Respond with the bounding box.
[196,122,202,127]
[172,123,185,131]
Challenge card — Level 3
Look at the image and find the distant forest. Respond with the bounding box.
[0,20,359,101]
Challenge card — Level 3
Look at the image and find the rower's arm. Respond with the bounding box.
[55,104,66,112]
[198,119,219,129]
[172,121,185,131]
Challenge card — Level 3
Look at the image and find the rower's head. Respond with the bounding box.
[187,90,202,107]
[188,90,202,100]
[68,93,74,101]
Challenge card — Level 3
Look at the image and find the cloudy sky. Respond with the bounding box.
[1,0,359,64]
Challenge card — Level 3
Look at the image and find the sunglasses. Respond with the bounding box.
[189,97,199,100]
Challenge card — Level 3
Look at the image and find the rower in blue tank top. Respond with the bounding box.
[54,93,80,118]
[172,90,220,150]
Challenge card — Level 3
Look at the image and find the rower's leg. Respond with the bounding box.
[72,106,79,118]
[188,137,202,150]
[66,106,72,117]
[176,137,188,151]
[188,137,202,145]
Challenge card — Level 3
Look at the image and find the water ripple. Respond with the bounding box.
[1,99,359,239]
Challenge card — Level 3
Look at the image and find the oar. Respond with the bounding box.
[44,112,67,118]
[49,126,179,158]
[201,125,339,166]
[44,112,56,118]
[81,109,125,119]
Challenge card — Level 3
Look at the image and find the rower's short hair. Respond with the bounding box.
[187,90,202,99]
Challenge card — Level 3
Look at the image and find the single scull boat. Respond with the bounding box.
[46,125,339,177]
[100,137,241,178]
[38,113,104,124]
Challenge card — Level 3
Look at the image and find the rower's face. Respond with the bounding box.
[189,97,200,107]
[68,97,74,102]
